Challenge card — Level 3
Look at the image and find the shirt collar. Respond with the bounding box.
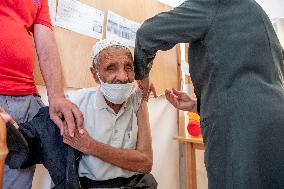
[94,88,131,111]
[94,89,108,110]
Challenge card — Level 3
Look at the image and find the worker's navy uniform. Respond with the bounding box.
[134,0,284,188]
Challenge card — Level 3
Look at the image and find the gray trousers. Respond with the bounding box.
[0,95,44,189]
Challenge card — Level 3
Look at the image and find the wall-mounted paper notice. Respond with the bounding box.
[48,0,57,26]
[106,11,141,47]
[55,0,104,39]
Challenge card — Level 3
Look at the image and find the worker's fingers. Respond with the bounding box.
[169,98,180,109]
[71,105,84,134]
[165,90,180,109]
[61,109,76,137]
[165,89,170,99]
[165,89,176,101]
[50,112,65,136]
[172,88,185,97]
[165,89,172,101]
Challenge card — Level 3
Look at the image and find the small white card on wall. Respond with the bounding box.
[106,11,141,47]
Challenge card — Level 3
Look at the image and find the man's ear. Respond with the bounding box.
[90,67,100,84]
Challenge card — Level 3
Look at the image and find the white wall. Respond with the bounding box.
[148,97,180,189]
[275,18,284,47]
[255,0,284,21]
[158,0,184,7]
[158,0,284,21]
[32,86,180,189]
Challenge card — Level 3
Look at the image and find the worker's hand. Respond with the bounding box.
[137,77,157,101]
[63,128,92,154]
[165,88,196,111]
[0,107,19,129]
[49,97,84,137]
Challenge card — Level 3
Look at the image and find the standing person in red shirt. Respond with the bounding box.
[0,0,84,188]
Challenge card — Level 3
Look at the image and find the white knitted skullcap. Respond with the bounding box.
[91,39,130,60]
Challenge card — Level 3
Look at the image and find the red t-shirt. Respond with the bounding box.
[0,0,52,95]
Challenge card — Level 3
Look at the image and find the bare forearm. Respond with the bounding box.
[34,25,64,99]
[63,102,153,173]
[87,140,152,174]
[87,102,153,173]
[38,44,64,98]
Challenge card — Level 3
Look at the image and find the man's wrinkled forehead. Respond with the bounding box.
[100,47,132,59]
[92,45,133,68]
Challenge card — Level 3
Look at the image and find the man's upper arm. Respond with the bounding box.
[136,101,152,159]
[33,24,54,49]
[134,0,218,80]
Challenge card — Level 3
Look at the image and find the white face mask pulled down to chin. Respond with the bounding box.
[98,75,135,104]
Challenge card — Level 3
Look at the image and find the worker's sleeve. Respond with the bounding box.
[134,0,218,80]
[34,0,52,29]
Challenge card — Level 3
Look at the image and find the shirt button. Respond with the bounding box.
[114,130,118,134]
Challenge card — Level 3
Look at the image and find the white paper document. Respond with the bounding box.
[55,0,104,39]
[48,0,57,26]
[106,11,141,47]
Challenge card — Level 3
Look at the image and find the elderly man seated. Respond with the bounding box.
[1,40,157,189]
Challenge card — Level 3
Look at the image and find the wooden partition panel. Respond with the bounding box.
[34,0,179,94]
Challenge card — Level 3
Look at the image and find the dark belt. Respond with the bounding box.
[79,174,139,189]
